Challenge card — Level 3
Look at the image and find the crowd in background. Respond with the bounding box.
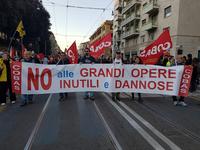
[0,48,199,107]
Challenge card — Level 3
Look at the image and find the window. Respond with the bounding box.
[149,32,154,40]
[141,35,145,43]
[110,26,113,30]
[134,38,138,44]
[142,19,146,26]
[177,49,183,55]
[164,6,172,18]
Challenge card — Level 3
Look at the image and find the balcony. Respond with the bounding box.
[122,28,139,39]
[115,14,123,21]
[143,2,159,15]
[116,26,122,32]
[141,21,158,31]
[116,36,122,42]
[122,0,141,14]
[121,14,140,27]
[115,2,122,10]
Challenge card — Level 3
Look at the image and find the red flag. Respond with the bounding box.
[37,53,45,60]
[89,33,112,59]
[139,29,172,65]
[10,47,16,59]
[21,44,26,58]
[66,41,78,64]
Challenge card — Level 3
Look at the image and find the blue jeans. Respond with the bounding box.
[59,93,68,98]
[85,92,94,97]
[21,94,33,103]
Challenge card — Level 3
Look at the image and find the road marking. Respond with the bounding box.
[94,102,123,150]
[119,101,182,150]
[103,93,165,150]
[190,96,200,102]
[24,94,53,150]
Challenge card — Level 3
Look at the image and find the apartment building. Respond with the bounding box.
[115,0,200,60]
[79,41,89,56]
[113,0,124,57]
[89,20,113,57]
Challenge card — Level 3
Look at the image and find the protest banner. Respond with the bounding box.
[11,62,192,96]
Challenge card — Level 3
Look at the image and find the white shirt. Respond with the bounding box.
[113,58,122,64]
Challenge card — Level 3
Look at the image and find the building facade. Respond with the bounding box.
[89,20,113,57]
[79,41,89,56]
[113,0,200,60]
[113,0,125,58]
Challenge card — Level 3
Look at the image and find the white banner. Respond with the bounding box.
[11,62,193,96]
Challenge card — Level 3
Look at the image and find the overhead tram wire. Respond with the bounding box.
[53,3,57,34]
[66,0,69,48]
[43,1,110,11]
[81,0,114,43]
[43,0,112,47]
[43,0,113,46]
[54,33,86,38]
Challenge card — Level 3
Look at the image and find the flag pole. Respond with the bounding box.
[21,38,24,58]
[8,30,17,52]
[45,40,46,56]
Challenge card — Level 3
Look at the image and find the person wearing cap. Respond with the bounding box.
[80,48,96,101]
[112,50,123,101]
[0,55,7,106]
[171,55,187,107]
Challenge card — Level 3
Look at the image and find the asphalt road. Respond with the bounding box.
[0,92,200,150]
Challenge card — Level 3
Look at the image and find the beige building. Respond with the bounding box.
[113,0,124,57]
[114,0,200,60]
[79,41,89,56]
[89,20,113,57]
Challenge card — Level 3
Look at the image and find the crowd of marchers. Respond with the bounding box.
[0,48,199,108]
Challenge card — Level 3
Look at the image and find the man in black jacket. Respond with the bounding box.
[80,48,96,101]
[58,52,70,101]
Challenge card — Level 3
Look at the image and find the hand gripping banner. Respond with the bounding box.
[11,62,192,96]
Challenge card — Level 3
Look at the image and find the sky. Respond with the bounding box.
[43,0,114,51]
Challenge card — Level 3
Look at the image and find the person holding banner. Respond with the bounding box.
[20,51,35,106]
[112,51,123,101]
[58,52,70,101]
[131,56,143,103]
[172,55,187,107]
[80,48,96,101]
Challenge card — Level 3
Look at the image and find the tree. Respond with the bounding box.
[0,0,52,55]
